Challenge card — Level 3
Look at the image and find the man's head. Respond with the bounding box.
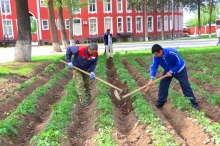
[88,42,98,55]
[151,44,163,57]
[106,29,110,35]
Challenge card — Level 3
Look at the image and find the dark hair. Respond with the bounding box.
[151,44,163,53]
[107,29,110,31]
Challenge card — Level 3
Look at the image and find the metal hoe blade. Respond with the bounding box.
[114,89,122,101]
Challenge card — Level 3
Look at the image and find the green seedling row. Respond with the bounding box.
[168,89,220,144]
[0,67,68,137]
[113,53,178,146]
[94,56,115,146]
[30,78,77,145]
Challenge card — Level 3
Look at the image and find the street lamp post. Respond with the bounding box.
[171,0,174,40]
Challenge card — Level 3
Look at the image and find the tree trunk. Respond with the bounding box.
[208,0,213,38]
[144,1,148,41]
[198,0,201,38]
[58,1,69,50]
[14,0,32,62]
[68,8,75,46]
[48,0,62,52]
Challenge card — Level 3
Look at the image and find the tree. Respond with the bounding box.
[55,0,70,50]
[14,0,32,62]
[62,0,88,46]
[30,17,37,34]
[47,0,62,52]
[182,0,206,38]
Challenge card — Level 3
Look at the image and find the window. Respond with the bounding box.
[164,16,168,31]
[136,3,142,12]
[40,0,46,7]
[42,20,49,30]
[157,16,162,31]
[147,16,153,32]
[104,17,112,32]
[89,18,97,34]
[89,0,97,13]
[104,0,111,13]
[164,3,168,12]
[126,16,132,32]
[65,19,69,29]
[1,0,11,14]
[126,0,132,13]
[117,17,123,32]
[73,18,82,35]
[72,6,81,14]
[117,0,122,13]
[175,15,178,30]
[136,16,142,32]
[170,15,173,30]
[179,15,182,30]
[3,20,13,36]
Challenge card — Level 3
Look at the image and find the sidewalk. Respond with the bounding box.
[0,45,106,64]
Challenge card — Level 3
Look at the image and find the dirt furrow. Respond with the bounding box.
[0,66,71,146]
[106,59,152,146]
[133,58,216,146]
[0,63,63,121]
[64,80,97,146]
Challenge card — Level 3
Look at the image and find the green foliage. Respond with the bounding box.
[30,17,37,33]
[30,79,76,145]
[0,68,68,137]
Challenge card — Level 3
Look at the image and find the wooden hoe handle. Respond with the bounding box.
[122,75,167,99]
[60,60,122,92]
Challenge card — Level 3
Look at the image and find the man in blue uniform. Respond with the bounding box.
[66,42,98,107]
[147,44,198,109]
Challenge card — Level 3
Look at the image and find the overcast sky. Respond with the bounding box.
[183,10,195,23]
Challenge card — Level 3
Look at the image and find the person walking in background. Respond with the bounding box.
[103,29,113,59]
[147,44,199,110]
[216,25,220,45]
[66,42,98,107]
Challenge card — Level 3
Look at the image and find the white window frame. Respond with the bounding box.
[147,16,153,32]
[117,0,122,13]
[89,17,98,35]
[164,15,168,31]
[179,15,181,30]
[65,19,69,29]
[175,15,178,30]
[88,0,97,14]
[117,17,123,33]
[2,19,13,37]
[42,20,49,30]
[157,15,162,32]
[1,0,11,14]
[126,0,132,13]
[136,16,143,33]
[126,16,132,32]
[103,0,112,13]
[73,18,82,36]
[170,15,173,30]
[40,0,46,7]
[104,17,113,33]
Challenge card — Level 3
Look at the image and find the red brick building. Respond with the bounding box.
[0,0,183,46]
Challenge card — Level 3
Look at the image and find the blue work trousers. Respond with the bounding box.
[157,67,198,106]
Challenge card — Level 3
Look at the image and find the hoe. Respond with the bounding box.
[60,60,123,97]
[114,75,167,101]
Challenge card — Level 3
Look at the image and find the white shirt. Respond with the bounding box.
[108,35,112,46]
[216,28,220,37]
